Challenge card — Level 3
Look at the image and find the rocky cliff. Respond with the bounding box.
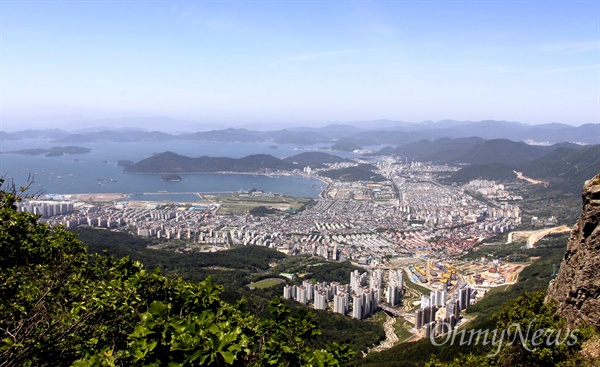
[547,172,600,330]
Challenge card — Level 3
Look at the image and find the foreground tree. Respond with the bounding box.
[0,180,354,366]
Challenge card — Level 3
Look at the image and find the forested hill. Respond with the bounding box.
[320,164,386,182]
[282,151,351,168]
[71,227,386,354]
[379,137,584,165]
[124,151,350,173]
[448,144,600,195]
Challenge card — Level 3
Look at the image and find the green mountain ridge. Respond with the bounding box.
[321,164,386,182]
[125,151,351,173]
[282,151,351,168]
[382,137,585,165]
[448,144,600,195]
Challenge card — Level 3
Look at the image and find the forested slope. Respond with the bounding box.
[0,181,355,366]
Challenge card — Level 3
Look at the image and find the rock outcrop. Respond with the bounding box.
[547,172,600,330]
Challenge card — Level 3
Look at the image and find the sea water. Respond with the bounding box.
[0,140,347,199]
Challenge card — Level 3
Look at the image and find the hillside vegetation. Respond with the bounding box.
[125,151,352,174]
[0,181,355,366]
[321,164,386,182]
[71,228,385,353]
[447,144,600,195]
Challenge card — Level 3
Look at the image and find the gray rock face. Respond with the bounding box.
[547,173,600,331]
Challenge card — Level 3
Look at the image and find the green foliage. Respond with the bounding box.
[124,152,297,174]
[420,291,591,367]
[447,163,516,184]
[516,145,600,195]
[74,229,386,352]
[490,291,586,367]
[249,206,278,217]
[304,262,363,283]
[0,181,355,366]
[321,164,386,182]
[424,354,494,367]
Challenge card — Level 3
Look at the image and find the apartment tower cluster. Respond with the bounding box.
[415,284,472,338]
[17,200,73,218]
[283,269,404,320]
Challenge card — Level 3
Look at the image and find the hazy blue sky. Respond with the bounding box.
[1,1,599,129]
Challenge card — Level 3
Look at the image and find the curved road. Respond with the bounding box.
[369,315,399,353]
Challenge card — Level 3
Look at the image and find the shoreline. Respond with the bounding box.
[38,171,329,202]
[49,176,328,203]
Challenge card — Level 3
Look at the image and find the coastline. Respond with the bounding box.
[51,172,329,203]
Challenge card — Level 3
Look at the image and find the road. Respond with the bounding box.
[368,315,400,353]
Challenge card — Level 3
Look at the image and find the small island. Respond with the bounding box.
[329,140,362,152]
[117,160,134,167]
[161,174,182,182]
[2,146,91,157]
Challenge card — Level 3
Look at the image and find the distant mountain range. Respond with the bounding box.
[0,129,69,141]
[2,119,598,145]
[124,151,349,174]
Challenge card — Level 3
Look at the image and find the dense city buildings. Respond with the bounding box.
[21,157,528,336]
[40,166,521,263]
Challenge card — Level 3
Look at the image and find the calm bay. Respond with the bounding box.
[0,140,349,200]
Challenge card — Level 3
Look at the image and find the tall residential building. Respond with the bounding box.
[303,280,314,302]
[314,292,327,310]
[333,293,347,315]
[350,270,368,293]
[386,285,399,306]
[352,294,363,319]
[416,309,424,329]
[458,284,471,310]
[296,286,307,304]
[421,295,431,309]
[283,285,294,300]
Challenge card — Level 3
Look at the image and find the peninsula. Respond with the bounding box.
[123,151,349,174]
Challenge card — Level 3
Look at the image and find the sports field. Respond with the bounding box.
[248,278,285,290]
